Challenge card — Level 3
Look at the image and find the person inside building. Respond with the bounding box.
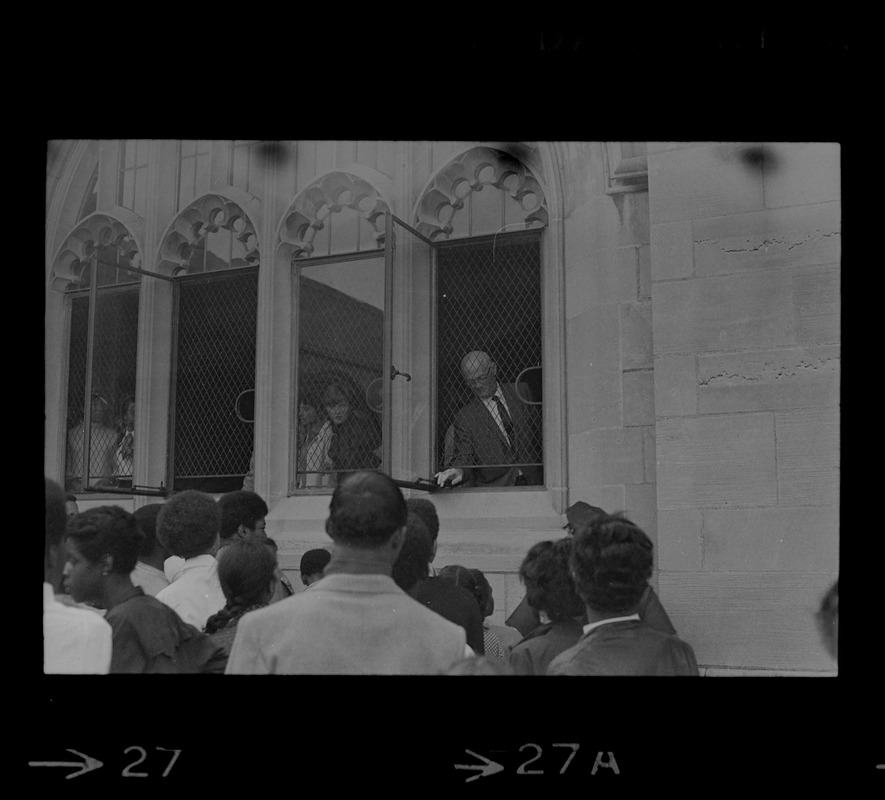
[225,470,468,674]
[154,490,226,630]
[44,477,112,674]
[66,392,117,492]
[130,503,170,597]
[547,514,699,676]
[205,538,279,656]
[434,350,542,488]
[113,395,135,486]
[296,393,334,488]
[64,505,227,673]
[508,537,586,676]
[299,548,331,587]
[322,380,382,478]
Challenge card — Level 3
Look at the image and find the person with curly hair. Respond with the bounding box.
[547,515,698,676]
[64,505,226,673]
[508,538,587,675]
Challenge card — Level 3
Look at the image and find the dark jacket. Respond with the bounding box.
[413,577,485,655]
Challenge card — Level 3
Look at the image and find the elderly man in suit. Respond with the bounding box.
[435,350,542,488]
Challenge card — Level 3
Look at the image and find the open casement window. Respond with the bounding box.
[165,197,260,494]
[63,239,141,494]
[291,213,543,491]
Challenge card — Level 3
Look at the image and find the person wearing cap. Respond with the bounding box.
[505,502,677,638]
[434,351,543,488]
[300,548,331,587]
[225,471,468,674]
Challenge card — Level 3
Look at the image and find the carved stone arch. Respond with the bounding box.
[157,193,260,276]
[413,146,549,240]
[276,171,391,262]
[49,212,143,293]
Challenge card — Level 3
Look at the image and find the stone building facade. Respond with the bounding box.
[45,140,840,675]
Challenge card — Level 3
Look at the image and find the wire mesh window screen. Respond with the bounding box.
[295,259,385,487]
[172,270,257,493]
[64,285,140,493]
[436,233,543,486]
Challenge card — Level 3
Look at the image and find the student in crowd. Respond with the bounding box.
[506,501,677,638]
[264,537,296,600]
[816,579,838,662]
[65,493,79,519]
[438,565,513,661]
[205,538,278,655]
[414,563,485,656]
[405,497,440,576]
[299,548,331,588]
[154,490,226,630]
[64,505,226,673]
[547,514,699,676]
[391,513,433,597]
[508,538,587,676]
[225,471,468,674]
[130,503,170,597]
[44,477,112,674]
[471,568,522,656]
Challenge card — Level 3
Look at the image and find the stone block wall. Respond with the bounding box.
[648,142,840,673]
[564,143,660,562]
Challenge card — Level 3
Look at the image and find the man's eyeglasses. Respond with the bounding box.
[464,367,494,386]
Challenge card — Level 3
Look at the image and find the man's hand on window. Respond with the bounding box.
[434,468,464,487]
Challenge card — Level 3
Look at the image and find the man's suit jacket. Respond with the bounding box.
[224,572,467,674]
[450,383,543,487]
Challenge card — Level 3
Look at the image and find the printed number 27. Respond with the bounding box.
[516,743,580,775]
[122,747,182,778]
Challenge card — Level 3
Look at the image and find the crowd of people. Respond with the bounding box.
[43,470,841,676]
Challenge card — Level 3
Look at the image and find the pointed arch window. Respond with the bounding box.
[159,194,261,493]
[51,216,142,493]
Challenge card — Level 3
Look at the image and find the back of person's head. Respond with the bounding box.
[392,513,432,592]
[326,470,407,548]
[218,490,269,540]
[132,503,165,560]
[816,579,838,661]
[300,548,331,577]
[570,514,653,614]
[45,478,69,584]
[438,565,485,614]
[519,538,585,621]
[469,569,494,618]
[65,506,143,575]
[156,490,220,559]
[216,538,278,609]
[564,501,608,534]
[405,497,439,543]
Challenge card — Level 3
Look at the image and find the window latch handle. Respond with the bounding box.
[391,366,412,382]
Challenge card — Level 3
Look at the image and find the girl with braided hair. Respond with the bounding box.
[204,538,278,655]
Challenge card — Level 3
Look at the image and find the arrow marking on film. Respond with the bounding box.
[454,749,505,782]
[29,749,104,779]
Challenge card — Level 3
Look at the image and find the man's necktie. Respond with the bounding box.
[493,396,514,443]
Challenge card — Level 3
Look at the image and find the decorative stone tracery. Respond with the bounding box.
[50,214,141,292]
[278,172,389,260]
[415,146,548,240]
[158,194,259,275]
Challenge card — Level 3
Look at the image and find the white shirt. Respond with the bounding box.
[155,555,225,630]
[164,555,186,583]
[43,583,112,674]
[130,561,171,597]
[582,613,641,636]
